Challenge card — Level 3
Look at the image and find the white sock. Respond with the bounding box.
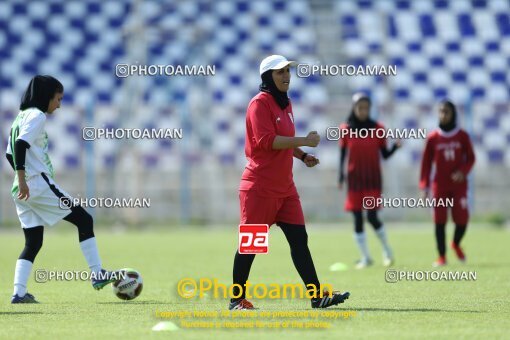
[13,259,33,297]
[354,232,371,261]
[375,225,392,257]
[79,237,102,274]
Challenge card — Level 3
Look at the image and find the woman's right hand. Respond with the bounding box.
[305,131,320,147]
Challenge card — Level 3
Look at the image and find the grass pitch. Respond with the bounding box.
[0,223,508,339]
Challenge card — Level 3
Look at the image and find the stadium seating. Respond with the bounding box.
[0,0,509,170]
[0,0,328,170]
[335,0,510,167]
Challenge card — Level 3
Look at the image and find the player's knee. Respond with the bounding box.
[435,223,446,231]
[285,225,308,249]
[295,227,308,246]
[453,219,468,227]
[452,210,469,226]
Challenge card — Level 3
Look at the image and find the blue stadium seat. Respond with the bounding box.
[458,14,476,36]
[413,72,427,83]
[395,88,409,99]
[430,56,444,66]
[419,14,436,37]
[434,1,448,9]
[452,72,467,82]
[446,41,461,52]
[496,13,510,35]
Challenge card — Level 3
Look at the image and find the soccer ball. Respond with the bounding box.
[112,268,143,300]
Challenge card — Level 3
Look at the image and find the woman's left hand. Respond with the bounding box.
[303,154,320,168]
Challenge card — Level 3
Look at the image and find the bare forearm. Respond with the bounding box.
[17,170,26,182]
[272,136,309,150]
[293,147,305,159]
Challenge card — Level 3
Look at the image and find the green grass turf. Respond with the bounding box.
[0,224,508,339]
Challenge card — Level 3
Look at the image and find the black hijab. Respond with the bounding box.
[20,75,64,112]
[439,100,457,132]
[347,93,376,130]
[259,70,289,109]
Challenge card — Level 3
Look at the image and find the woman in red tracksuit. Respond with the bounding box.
[229,55,350,310]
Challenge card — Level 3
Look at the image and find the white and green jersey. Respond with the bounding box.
[6,108,54,194]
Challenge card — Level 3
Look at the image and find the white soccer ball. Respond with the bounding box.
[112,268,143,300]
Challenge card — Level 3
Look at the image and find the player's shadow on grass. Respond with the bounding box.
[97,300,162,305]
[0,312,44,315]
[351,307,484,313]
[276,307,484,313]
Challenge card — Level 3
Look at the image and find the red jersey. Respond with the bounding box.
[419,128,475,191]
[339,122,387,192]
[239,92,297,198]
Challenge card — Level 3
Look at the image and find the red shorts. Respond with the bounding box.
[433,188,469,225]
[344,190,382,211]
[239,190,305,226]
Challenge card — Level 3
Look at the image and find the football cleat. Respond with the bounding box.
[383,251,394,267]
[311,291,350,308]
[11,292,39,304]
[355,258,373,269]
[92,269,119,290]
[451,242,466,263]
[229,298,255,310]
[432,256,447,267]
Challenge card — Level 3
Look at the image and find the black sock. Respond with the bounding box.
[367,210,382,230]
[279,223,321,297]
[231,251,255,302]
[352,211,363,233]
[453,224,467,246]
[19,226,44,262]
[435,223,446,257]
[63,205,95,242]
